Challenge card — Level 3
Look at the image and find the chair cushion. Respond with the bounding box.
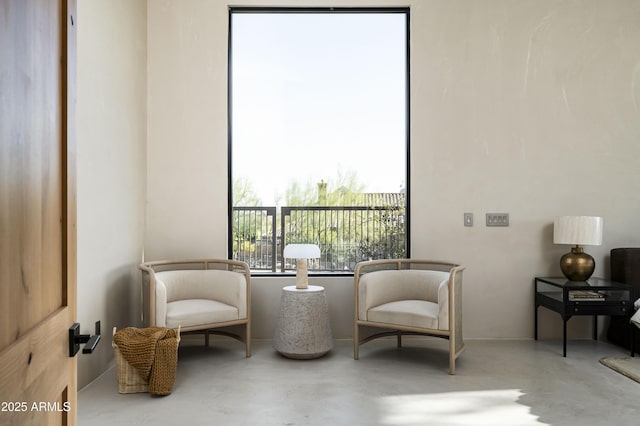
[367,300,440,330]
[155,269,247,319]
[358,269,450,329]
[165,299,239,329]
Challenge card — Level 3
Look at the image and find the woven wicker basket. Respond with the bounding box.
[112,327,180,394]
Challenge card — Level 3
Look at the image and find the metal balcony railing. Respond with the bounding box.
[231,205,406,273]
[232,207,277,272]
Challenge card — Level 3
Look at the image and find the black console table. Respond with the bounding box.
[534,277,635,357]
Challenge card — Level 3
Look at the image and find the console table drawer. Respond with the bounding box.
[566,304,631,316]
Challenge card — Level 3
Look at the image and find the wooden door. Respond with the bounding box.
[0,0,77,425]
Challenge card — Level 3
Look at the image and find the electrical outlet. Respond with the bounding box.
[486,213,509,227]
[464,213,473,227]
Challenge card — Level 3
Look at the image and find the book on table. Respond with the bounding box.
[568,290,605,301]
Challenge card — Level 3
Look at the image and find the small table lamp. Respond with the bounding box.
[553,216,603,281]
[283,244,321,289]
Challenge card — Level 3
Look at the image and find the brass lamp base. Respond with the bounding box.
[560,245,595,281]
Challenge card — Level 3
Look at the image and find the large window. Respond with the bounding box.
[229,8,409,273]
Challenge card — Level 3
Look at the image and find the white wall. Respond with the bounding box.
[77,0,147,388]
[145,0,640,341]
[146,0,228,260]
[410,0,640,339]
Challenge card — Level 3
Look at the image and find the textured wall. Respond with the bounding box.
[146,0,640,340]
[77,0,147,388]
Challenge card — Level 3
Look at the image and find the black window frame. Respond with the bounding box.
[227,6,411,276]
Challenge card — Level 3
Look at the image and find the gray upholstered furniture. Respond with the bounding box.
[354,259,465,374]
[607,248,640,349]
[139,259,251,357]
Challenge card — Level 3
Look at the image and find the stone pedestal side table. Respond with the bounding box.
[273,285,334,359]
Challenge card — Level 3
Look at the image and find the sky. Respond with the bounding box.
[231,12,407,206]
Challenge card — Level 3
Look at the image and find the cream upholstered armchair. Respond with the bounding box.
[354,259,465,374]
[139,259,251,357]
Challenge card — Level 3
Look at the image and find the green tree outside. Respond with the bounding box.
[232,169,406,271]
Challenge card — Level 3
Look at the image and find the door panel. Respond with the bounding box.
[0,0,63,353]
[0,0,77,424]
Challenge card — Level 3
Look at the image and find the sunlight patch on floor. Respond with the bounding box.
[378,389,549,425]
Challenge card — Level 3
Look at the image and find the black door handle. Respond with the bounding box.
[69,321,101,357]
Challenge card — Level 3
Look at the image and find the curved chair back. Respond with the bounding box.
[354,259,465,374]
[139,259,251,357]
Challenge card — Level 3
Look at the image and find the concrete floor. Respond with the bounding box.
[79,337,639,425]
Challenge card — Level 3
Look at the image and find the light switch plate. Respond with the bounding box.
[464,213,473,227]
[486,213,509,227]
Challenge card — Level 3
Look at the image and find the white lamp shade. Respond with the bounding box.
[553,216,603,246]
[283,244,321,259]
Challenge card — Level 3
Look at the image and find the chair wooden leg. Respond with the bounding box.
[354,324,359,360]
[449,339,456,376]
[245,325,251,358]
